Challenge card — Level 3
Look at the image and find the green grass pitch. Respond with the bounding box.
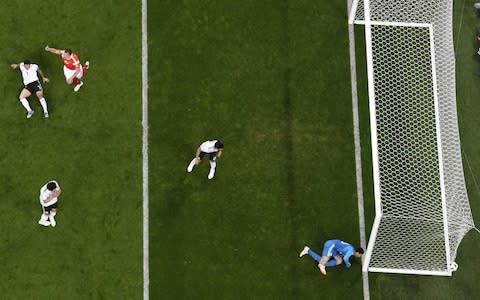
[0,0,479,299]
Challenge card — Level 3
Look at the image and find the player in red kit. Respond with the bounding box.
[45,46,90,92]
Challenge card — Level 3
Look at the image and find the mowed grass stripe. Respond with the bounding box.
[149,1,363,298]
[0,1,143,298]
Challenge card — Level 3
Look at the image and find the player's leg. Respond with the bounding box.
[35,89,49,118]
[19,88,34,118]
[73,66,84,92]
[82,61,90,75]
[333,255,343,266]
[323,255,343,267]
[48,207,57,227]
[38,205,50,226]
[305,247,323,262]
[187,152,205,172]
[208,153,217,179]
[317,240,337,275]
[64,66,84,91]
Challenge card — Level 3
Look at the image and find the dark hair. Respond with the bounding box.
[64,48,72,55]
[214,140,224,149]
[23,60,31,65]
[356,247,364,254]
[46,181,57,191]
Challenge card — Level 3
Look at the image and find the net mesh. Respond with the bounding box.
[352,0,476,274]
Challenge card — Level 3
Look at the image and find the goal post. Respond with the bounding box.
[351,0,477,276]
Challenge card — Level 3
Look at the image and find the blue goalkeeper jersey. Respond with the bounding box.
[332,240,355,267]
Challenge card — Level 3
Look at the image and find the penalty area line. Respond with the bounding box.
[347,0,370,299]
[142,0,149,299]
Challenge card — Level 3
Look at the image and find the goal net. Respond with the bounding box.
[349,0,477,275]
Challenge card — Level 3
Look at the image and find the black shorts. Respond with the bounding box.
[25,81,42,94]
[41,202,58,213]
[199,151,217,161]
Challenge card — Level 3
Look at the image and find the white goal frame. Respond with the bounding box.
[350,0,476,276]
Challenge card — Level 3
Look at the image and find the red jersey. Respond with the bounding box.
[60,50,80,70]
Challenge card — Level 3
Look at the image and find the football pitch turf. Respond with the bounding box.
[1,0,480,299]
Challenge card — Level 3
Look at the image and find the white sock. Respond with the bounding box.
[20,98,32,112]
[39,98,48,113]
[209,161,216,169]
[40,214,49,221]
[50,211,57,217]
[188,158,197,170]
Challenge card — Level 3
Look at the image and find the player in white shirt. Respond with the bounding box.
[10,60,50,118]
[38,180,62,227]
[187,140,224,179]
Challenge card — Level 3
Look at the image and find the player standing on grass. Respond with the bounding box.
[10,60,50,118]
[44,46,90,92]
[299,239,363,275]
[187,140,224,179]
[38,180,62,227]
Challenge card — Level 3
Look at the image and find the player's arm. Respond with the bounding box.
[217,149,223,158]
[10,63,20,69]
[45,45,61,55]
[194,147,202,164]
[37,68,49,83]
[343,251,353,268]
[44,189,61,204]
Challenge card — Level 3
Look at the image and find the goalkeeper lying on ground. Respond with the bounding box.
[299,239,364,275]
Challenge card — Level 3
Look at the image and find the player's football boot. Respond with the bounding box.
[44,112,49,118]
[49,216,56,227]
[299,246,310,257]
[38,219,51,226]
[74,81,84,92]
[318,263,327,275]
[208,168,215,179]
[187,160,195,172]
[27,110,34,118]
[83,61,90,75]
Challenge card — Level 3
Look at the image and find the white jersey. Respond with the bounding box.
[200,140,219,153]
[39,180,60,207]
[19,63,40,86]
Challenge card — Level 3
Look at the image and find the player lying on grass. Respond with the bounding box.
[45,46,89,92]
[299,239,363,275]
[187,140,224,179]
[10,60,50,118]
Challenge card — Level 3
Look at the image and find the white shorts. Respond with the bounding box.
[63,65,83,80]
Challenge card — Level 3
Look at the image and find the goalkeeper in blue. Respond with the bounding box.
[299,239,364,275]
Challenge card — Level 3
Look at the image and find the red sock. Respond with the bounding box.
[72,78,81,86]
[82,65,88,76]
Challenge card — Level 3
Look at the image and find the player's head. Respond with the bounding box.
[46,181,57,191]
[214,140,224,149]
[354,247,364,257]
[62,48,73,59]
[23,60,31,68]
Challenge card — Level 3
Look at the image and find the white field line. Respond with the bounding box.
[142,0,149,299]
[454,0,466,53]
[347,1,370,299]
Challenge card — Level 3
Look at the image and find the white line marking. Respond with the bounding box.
[454,0,466,52]
[347,1,370,299]
[142,0,149,298]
